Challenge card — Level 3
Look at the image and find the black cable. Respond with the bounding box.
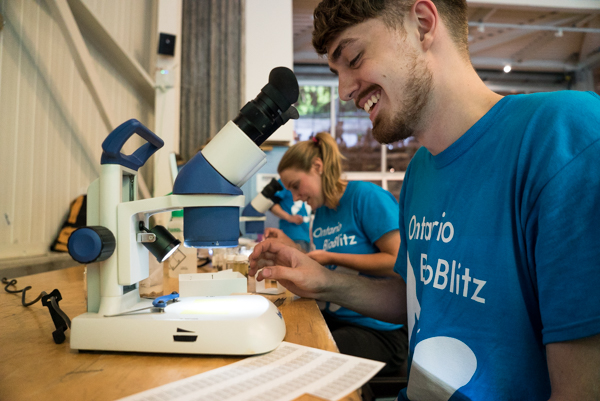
[2,277,71,344]
[2,277,43,306]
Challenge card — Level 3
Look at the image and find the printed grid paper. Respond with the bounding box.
[119,342,385,401]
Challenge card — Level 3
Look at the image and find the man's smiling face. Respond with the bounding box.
[327,18,434,144]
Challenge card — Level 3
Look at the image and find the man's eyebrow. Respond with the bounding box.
[330,38,357,63]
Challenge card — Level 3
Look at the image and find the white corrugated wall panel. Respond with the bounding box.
[0,0,156,260]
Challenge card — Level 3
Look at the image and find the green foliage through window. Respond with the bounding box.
[296,86,331,117]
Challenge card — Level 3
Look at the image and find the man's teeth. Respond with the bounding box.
[364,93,381,113]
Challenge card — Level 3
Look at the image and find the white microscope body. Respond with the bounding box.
[68,67,299,355]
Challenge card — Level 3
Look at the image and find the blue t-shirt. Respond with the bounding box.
[273,180,310,243]
[313,181,402,331]
[395,91,600,400]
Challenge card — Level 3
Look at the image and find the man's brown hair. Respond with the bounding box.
[312,0,469,57]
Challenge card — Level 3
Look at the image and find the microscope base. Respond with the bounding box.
[70,295,286,355]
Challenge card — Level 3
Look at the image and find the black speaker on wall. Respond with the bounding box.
[158,33,176,56]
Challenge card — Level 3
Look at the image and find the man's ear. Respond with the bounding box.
[413,0,438,51]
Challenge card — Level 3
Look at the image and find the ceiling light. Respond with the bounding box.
[477,24,485,33]
[503,65,512,73]
[555,29,564,38]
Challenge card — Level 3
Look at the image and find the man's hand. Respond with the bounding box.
[250,240,409,324]
[249,239,333,299]
[264,227,297,247]
[307,249,331,265]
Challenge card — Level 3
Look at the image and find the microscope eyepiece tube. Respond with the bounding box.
[261,178,283,200]
[173,67,299,247]
[199,67,300,187]
[232,67,299,146]
[201,121,267,187]
[175,68,299,190]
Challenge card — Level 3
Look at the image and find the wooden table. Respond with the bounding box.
[0,265,361,401]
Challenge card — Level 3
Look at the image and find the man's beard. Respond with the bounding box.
[372,52,433,144]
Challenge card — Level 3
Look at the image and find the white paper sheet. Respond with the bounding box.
[119,342,385,401]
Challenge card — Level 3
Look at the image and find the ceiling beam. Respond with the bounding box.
[579,50,600,69]
[44,0,116,132]
[509,15,597,64]
[295,50,327,64]
[67,0,155,106]
[484,81,568,92]
[468,15,582,54]
[578,15,600,63]
[294,30,316,54]
[471,56,576,70]
[468,0,600,12]
[468,21,600,34]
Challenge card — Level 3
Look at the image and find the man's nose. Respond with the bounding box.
[338,72,358,102]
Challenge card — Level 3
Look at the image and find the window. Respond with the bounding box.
[295,86,332,142]
[294,80,419,200]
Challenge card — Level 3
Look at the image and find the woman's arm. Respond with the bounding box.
[269,204,303,224]
[307,230,400,276]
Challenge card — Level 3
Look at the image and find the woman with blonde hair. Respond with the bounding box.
[265,132,407,375]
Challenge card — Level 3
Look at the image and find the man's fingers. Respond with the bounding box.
[257,266,318,299]
[249,259,276,279]
[260,264,302,282]
[249,239,292,276]
[264,228,281,239]
[250,239,285,260]
[256,259,275,269]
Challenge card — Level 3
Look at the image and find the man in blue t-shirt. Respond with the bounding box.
[249,1,600,400]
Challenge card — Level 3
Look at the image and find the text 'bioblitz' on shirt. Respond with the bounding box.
[410,212,486,304]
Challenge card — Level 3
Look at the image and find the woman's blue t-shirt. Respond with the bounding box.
[313,180,401,331]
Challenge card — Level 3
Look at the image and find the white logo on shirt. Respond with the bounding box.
[290,201,312,223]
[323,234,357,251]
[408,212,486,304]
[313,222,342,238]
[406,254,478,400]
[409,212,455,243]
[420,254,486,304]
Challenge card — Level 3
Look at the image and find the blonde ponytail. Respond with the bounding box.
[278,132,346,209]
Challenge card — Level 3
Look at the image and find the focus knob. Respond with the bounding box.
[68,226,116,264]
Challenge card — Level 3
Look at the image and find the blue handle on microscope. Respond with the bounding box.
[152,291,180,308]
[101,119,164,171]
